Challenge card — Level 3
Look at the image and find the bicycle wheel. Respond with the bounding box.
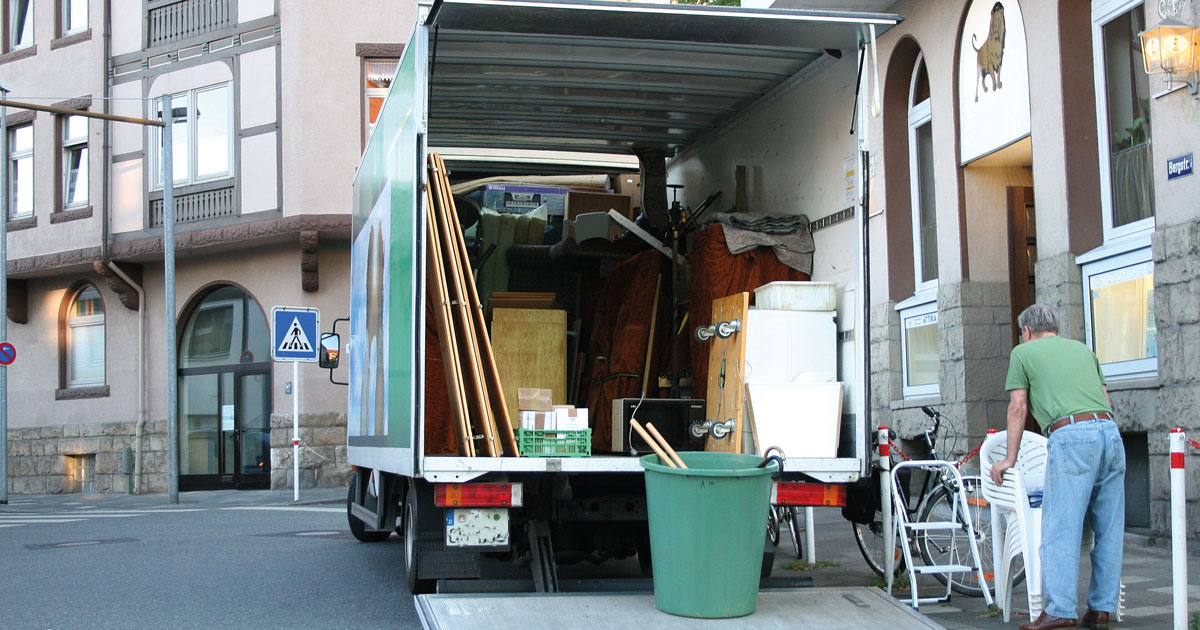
[916,477,1023,596]
[786,507,804,559]
[852,511,905,577]
[768,506,780,547]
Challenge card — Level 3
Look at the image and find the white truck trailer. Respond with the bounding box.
[340,1,915,618]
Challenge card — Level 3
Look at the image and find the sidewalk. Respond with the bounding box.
[773,508,1200,629]
[0,487,346,512]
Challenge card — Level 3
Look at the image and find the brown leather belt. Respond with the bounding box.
[1047,411,1113,435]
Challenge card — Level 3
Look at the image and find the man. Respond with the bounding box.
[991,304,1125,630]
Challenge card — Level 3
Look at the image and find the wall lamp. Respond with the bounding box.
[1140,18,1199,96]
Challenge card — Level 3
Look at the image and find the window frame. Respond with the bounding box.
[61,0,87,36]
[61,114,89,209]
[907,52,938,294]
[5,0,33,52]
[149,82,234,191]
[362,57,399,148]
[897,289,940,399]
[65,284,106,388]
[7,122,33,220]
[1092,0,1156,243]
[1081,243,1157,381]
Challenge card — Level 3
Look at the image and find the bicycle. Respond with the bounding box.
[850,406,1023,597]
[768,504,805,558]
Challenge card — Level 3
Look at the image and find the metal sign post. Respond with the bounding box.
[272,306,320,501]
[0,83,8,504]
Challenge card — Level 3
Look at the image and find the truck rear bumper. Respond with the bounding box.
[417,456,862,483]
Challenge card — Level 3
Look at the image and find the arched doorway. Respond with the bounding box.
[178,285,273,490]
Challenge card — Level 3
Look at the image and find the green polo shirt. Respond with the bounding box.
[1004,334,1112,432]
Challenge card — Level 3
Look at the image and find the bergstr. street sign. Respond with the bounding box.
[271,307,320,362]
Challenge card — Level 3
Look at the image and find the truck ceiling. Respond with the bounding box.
[424,0,902,157]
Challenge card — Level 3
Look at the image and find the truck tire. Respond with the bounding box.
[403,479,435,594]
[347,479,391,543]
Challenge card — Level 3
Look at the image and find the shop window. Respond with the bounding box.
[908,54,938,290]
[4,0,33,52]
[150,83,232,189]
[1082,247,1156,380]
[363,57,398,143]
[900,298,939,399]
[62,115,89,208]
[7,123,32,219]
[66,285,105,387]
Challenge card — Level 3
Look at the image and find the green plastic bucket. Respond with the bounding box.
[640,451,778,618]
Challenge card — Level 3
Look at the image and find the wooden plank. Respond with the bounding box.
[433,154,519,456]
[491,308,568,428]
[704,292,750,453]
[429,156,499,457]
[425,187,474,457]
[642,275,661,397]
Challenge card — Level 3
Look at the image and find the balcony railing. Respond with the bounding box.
[150,186,236,227]
[148,0,233,48]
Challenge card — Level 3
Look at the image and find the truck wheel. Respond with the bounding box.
[347,479,391,543]
[403,480,435,594]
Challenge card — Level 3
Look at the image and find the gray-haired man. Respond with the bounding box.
[991,304,1125,630]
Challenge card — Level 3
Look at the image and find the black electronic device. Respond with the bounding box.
[611,398,706,454]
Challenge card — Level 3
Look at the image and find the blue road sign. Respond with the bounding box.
[0,342,14,366]
[272,307,320,362]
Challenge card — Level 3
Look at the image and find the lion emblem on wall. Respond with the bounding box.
[972,1,1006,102]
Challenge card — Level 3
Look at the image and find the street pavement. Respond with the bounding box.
[4,488,1197,629]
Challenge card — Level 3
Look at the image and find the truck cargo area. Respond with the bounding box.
[415,587,947,630]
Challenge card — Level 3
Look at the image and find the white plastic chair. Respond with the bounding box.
[980,431,1047,622]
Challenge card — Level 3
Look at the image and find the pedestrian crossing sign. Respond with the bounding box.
[271,306,321,362]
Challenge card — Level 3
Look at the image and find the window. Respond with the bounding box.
[908,54,938,290]
[900,299,939,398]
[62,115,88,208]
[363,58,398,141]
[1082,247,1156,380]
[66,285,105,387]
[5,0,32,51]
[8,123,32,219]
[62,0,86,36]
[1094,1,1154,239]
[151,83,232,189]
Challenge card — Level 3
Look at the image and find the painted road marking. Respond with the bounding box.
[219,506,343,513]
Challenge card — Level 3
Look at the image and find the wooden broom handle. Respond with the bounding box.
[646,422,687,469]
[630,419,676,468]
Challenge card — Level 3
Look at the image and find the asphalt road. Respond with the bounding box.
[0,502,421,630]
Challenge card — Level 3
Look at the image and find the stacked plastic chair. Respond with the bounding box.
[980,431,1047,622]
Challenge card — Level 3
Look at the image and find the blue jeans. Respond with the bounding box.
[1040,418,1126,618]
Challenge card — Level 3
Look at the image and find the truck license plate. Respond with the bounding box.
[445,508,509,548]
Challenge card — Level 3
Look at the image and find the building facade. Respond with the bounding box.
[3,0,414,494]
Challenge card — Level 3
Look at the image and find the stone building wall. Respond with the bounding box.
[269,412,352,490]
[5,421,168,495]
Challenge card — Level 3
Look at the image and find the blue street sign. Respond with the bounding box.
[271,307,320,362]
[1168,153,1193,180]
[0,342,15,366]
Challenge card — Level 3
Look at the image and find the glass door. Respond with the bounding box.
[236,373,271,488]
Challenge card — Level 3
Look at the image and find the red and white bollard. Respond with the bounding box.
[1171,428,1187,630]
[879,426,894,591]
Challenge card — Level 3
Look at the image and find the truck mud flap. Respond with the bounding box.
[415,587,946,630]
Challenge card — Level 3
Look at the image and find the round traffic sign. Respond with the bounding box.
[0,342,15,366]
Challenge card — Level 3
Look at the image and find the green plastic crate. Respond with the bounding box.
[517,429,592,457]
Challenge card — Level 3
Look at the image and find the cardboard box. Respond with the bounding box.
[519,410,556,431]
[517,388,554,411]
[483,184,571,216]
[614,173,640,200]
[565,190,633,222]
[553,405,589,431]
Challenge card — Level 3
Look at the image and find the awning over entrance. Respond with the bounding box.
[425,0,902,156]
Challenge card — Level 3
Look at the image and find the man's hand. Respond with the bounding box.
[991,457,1016,486]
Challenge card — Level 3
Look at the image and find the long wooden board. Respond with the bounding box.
[425,187,474,456]
[491,308,568,426]
[704,292,750,453]
[429,158,499,457]
[432,154,519,456]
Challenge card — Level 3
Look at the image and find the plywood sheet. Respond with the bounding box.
[704,292,750,453]
[745,382,843,458]
[491,308,567,428]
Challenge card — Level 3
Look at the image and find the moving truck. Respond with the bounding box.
[340,0,906,608]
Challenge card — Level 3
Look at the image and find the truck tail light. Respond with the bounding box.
[771,482,846,507]
[434,483,523,508]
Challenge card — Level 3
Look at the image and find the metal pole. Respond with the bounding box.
[1170,428,1187,630]
[163,94,179,505]
[293,360,299,502]
[880,425,893,592]
[0,86,9,505]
